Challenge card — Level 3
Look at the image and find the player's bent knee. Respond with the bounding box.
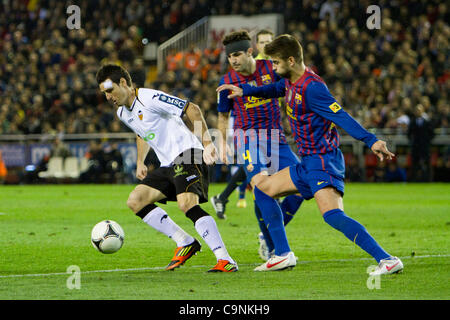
[177,200,196,213]
[126,194,142,213]
[177,193,199,213]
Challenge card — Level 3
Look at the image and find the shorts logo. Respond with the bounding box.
[159,94,187,109]
[173,165,188,177]
[186,174,197,182]
[329,102,342,113]
[317,181,326,185]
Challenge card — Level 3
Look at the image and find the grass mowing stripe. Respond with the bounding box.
[1,253,448,279]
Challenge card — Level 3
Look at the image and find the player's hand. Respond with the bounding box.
[203,143,219,165]
[216,84,243,99]
[371,140,395,162]
[136,162,148,180]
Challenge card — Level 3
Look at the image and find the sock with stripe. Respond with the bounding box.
[280,194,304,226]
[137,204,195,247]
[323,209,390,263]
[253,186,291,256]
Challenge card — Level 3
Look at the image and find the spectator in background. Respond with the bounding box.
[0,0,448,183]
[50,137,72,160]
[408,104,435,182]
[254,29,274,60]
[79,140,106,183]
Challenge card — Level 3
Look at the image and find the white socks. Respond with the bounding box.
[194,215,234,264]
[142,207,194,247]
[142,206,234,264]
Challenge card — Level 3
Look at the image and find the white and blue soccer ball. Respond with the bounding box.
[91,220,124,254]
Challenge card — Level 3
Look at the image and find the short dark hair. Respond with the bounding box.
[256,29,274,42]
[264,34,303,64]
[222,30,251,46]
[96,64,132,86]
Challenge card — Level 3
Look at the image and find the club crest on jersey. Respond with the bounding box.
[138,110,143,120]
[261,74,272,85]
[159,94,187,109]
[329,102,342,113]
[295,93,302,104]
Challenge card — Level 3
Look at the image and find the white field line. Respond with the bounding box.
[0,254,448,279]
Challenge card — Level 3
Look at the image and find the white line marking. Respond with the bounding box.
[0,254,448,279]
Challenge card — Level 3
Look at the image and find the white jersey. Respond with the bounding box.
[117,88,203,167]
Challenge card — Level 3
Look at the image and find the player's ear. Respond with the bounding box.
[247,47,253,56]
[119,77,128,88]
[288,56,296,67]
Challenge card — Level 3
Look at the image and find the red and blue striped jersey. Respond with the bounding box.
[240,67,378,156]
[218,59,287,143]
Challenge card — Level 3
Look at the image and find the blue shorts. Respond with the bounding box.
[236,138,300,180]
[289,148,345,200]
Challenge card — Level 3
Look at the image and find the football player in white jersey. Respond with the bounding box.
[96,64,237,272]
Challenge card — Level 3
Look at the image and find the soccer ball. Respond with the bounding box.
[91,220,124,254]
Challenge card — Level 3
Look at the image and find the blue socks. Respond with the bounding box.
[323,209,390,263]
[253,186,291,256]
[280,195,303,226]
[254,202,274,253]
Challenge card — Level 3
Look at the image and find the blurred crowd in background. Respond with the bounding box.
[0,0,449,182]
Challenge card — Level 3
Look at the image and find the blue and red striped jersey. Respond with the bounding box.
[240,67,378,156]
[218,59,287,143]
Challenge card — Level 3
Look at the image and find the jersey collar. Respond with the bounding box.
[125,88,139,111]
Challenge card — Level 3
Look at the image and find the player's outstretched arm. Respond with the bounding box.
[217,78,285,99]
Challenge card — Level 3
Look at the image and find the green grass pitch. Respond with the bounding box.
[0,183,449,300]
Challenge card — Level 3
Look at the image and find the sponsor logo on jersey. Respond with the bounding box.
[159,94,187,109]
[143,131,155,142]
[244,96,271,109]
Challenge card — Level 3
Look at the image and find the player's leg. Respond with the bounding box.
[128,167,200,270]
[210,165,247,219]
[271,143,304,226]
[236,173,249,208]
[315,186,403,274]
[251,167,300,271]
[173,150,237,272]
[177,192,237,272]
[280,194,304,225]
[127,184,197,250]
